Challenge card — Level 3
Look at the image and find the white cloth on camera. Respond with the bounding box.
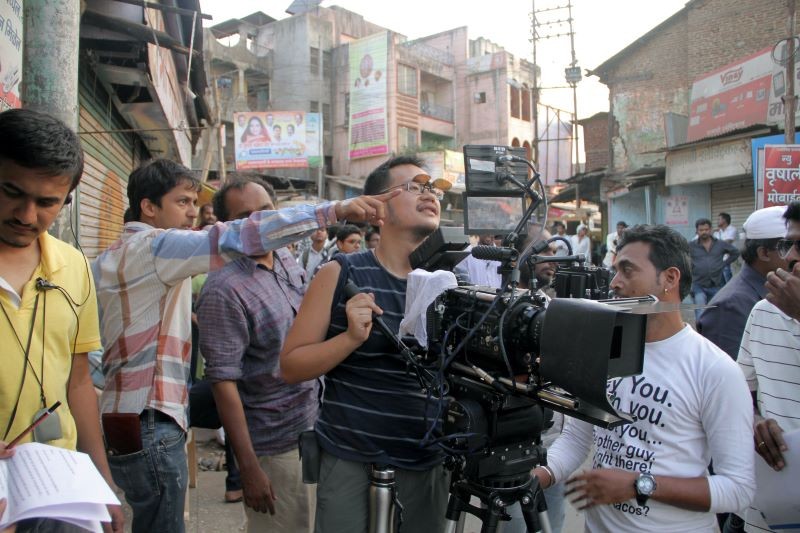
[399,269,458,346]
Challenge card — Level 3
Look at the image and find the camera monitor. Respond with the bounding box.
[462,145,530,236]
[462,195,527,236]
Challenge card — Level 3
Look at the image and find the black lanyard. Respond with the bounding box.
[1,292,47,440]
[261,254,301,317]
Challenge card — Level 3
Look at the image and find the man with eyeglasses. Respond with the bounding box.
[281,156,450,532]
[737,202,800,533]
[696,206,788,532]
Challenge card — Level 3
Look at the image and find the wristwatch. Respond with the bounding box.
[634,473,657,506]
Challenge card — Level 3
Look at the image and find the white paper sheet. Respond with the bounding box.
[753,428,800,530]
[0,442,119,532]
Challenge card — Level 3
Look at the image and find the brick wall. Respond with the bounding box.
[598,0,790,173]
[580,112,609,171]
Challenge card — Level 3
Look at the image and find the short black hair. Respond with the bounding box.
[0,108,84,191]
[365,227,380,241]
[127,159,199,221]
[784,202,800,223]
[616,221,628,228]
[695,218,712,229]
[336,224,362,242]
[200,203,214,214]
[212,174,275,222]
[718,212,731,225]
[552,221,565,230]
[363,155,426,195]
[617,224,692,300]
[741,238,779,265]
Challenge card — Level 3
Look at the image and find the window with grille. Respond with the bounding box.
[510,85,520,118]
[323,51,332,79]
[398,64,417,97]
[399,126,417,150]
[522,89,531,121]
[310,47,320,75]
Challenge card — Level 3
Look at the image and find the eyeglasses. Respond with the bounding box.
[378,175,444,201]
[777,239,800,258]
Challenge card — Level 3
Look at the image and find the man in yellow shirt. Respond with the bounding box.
[0,108,123,532]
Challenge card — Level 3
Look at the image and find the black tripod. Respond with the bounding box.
[442,451,552,533]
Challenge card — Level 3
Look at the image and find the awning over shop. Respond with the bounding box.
[550,169,608,204]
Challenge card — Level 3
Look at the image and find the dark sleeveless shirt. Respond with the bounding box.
[315,251,442,470]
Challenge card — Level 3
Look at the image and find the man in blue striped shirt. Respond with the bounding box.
[282,156,449,532]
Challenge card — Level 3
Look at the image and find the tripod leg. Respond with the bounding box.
[478,496,508,533]
[519,489,553,533]
[443,490,466,533]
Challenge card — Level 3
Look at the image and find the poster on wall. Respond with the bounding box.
[348,31,389,160]
[665,195,689,225]
[234,111,322,170]
[762,144,800,207]
[0,0,23,110]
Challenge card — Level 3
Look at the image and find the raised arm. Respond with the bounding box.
[154,192,401,285]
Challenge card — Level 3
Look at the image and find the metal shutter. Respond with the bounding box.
[710,178,756,234]
[78,74,142,259]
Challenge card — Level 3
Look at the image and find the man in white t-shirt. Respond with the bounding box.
[532,224,755,532]
[453,234,503,288]
[603,221,628,269]
[551,221,570,257]
[715,212,738,283]
[737,202,800,533]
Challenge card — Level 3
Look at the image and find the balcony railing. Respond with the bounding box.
[420,102,454,122]
[401,41,454,66]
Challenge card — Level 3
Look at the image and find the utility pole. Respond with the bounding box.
[22,0,81,244]
[785,0,797,144]
[566,0,581,208]
[530,0,539,165]
[531,0,581,206]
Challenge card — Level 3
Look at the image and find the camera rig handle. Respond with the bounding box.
[343,280,427,389]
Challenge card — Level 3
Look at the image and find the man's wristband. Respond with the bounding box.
[540,465,556,486]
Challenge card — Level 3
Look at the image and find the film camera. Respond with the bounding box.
[391,146,649,533]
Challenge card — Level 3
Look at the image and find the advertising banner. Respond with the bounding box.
[348,31,389,160]
[688,48,773,142]
[0,0,23,110]
[234,111,322,170]
[762,145,800,207]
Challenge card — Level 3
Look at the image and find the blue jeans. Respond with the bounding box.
[722,264,733,284]
[504,481,565,533]
[108,409,188,533]
[692,282,720,321]
[188,379,242,492]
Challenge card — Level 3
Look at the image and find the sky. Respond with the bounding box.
[201,0,688,118]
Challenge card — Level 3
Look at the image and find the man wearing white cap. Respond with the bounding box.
[571,223,591,265]
[697,205,789,360]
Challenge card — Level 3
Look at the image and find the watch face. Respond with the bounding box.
[637,475,656,495]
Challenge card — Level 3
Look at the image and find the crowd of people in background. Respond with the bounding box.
[1,107,798,533]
